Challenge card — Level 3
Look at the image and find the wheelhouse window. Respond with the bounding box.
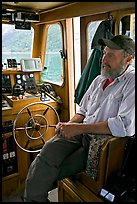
[119,14,135,40]
[2,24,34,66]
[43,23,64,86]
[119,13,135,68]
[87,20,102,59]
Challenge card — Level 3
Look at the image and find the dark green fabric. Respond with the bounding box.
[74,19,113,105]
[74,49,103,104]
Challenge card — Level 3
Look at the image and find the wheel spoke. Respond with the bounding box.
[15,127,26,131]
[38,130,46,139]
[40,136,45,144]
[26,126,34,130]
[40,124,47,128]
[16,126,33,131]
[43,107,49,116]
[27,107,32,117]
[48,125,56,128]
[38,107,49,124]
[27,107,36,124]
[24,139,30,149]
[26,129,35,140]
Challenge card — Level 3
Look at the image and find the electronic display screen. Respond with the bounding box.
[20,58,42,72]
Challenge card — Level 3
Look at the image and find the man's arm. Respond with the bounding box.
[57,120,111,139]
[68,113,85,123]
[78,121,111,135]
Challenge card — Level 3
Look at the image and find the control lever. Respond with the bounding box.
[39,84,62,104]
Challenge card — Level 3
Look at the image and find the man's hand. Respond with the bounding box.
[55,122,82,139]
[55,122,66,136]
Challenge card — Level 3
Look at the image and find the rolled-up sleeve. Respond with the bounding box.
[77,94,88,116]
[108,75,135,137]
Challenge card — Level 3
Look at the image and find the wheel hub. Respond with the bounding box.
[35,123,41,131]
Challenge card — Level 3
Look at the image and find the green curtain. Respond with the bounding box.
[74,49,103,104]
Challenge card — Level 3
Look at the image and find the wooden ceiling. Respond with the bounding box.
[2,2,73,13]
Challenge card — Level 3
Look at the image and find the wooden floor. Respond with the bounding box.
[2,191,24,202]
[2,188,58,202]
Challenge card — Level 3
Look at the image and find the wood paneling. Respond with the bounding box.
[40,2,135,24]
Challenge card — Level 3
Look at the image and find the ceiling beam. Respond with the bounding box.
[39,2,135,24]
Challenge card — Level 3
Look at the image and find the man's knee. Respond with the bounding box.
[36,137,67,167]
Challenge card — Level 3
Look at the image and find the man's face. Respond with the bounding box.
[101,47,127,79]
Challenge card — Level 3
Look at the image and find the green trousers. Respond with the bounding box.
[23,134,90,202]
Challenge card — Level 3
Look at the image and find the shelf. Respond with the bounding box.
[2,69,23,74]
[2,69,41,74]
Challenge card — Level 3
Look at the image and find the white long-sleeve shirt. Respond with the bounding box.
[77,65,135,137]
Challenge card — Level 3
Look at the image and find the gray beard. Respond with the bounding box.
[101,64,125,79]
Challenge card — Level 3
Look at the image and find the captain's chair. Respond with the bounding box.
[58,136,129,202]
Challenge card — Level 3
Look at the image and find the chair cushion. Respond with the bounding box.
[85,134,113,180]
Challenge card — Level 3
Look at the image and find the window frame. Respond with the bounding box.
[42,21,66,86]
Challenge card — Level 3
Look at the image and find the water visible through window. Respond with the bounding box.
[42,24,63,86]
[2,24,34,67]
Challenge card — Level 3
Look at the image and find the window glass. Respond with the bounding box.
[87,20,102,59]
[119,13,135,68]
[130,14,135,41]
[119,14,135,40]
[2,24,34,66]
[42,24,63,85]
